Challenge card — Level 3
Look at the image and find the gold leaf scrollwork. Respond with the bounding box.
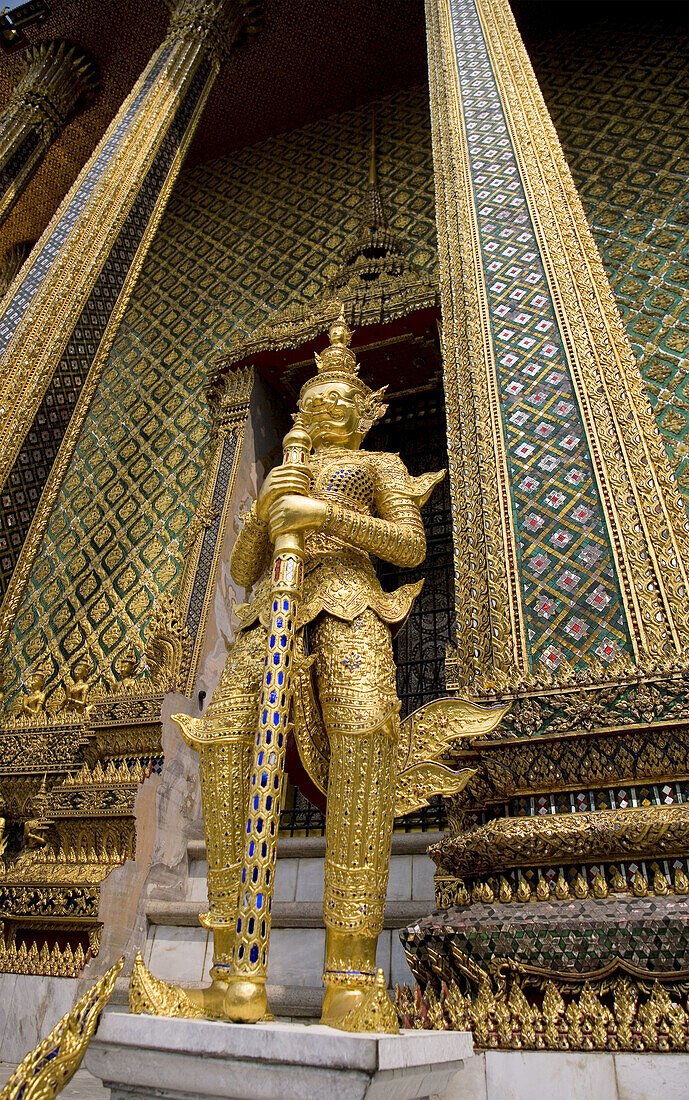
[144,594,191,692]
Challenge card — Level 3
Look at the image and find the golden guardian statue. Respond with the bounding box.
[131,311,505,1032]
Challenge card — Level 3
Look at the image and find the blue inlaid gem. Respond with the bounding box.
[250,945,259,963]
[257,893,263,909]
[257,818,264,833]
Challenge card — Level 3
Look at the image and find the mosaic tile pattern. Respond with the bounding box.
[0,55,213,601]
[402,895,689,975]
[0,46,173,354]
[6,86,437,704]
[511,780,689,818]
[449,0,630,670]
[529,26,689,503]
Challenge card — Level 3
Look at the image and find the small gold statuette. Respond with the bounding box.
[20,665,48,718]
[61,658,91,715]
[131,311,505,1031]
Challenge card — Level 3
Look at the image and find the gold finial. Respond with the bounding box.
[368,108,377,189]
[312,305,358,381]
[328,305,351,349]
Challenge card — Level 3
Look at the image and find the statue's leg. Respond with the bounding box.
[173,625,265,1017]
[310,611,400,1032]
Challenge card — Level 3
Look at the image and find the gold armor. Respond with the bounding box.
[131,312,492,1031]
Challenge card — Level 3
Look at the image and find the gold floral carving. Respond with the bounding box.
[0,957,123,1099]
[397,975,689,1053]
[0,656,162,975]
[144,594,191,691]
[431,805,689,878]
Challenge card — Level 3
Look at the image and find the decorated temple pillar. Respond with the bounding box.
[427,0,689,697]
[0,240,34,297]
[0,0,261,643]
[0,40,99,226]
[397,0,689,1049]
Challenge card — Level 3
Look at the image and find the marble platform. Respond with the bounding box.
[85,1012,474,1100]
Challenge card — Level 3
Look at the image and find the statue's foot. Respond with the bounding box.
[222,978,269,1023]
[129,951,206,1019]
[321,970,400,1034]
[180,979,230,1019]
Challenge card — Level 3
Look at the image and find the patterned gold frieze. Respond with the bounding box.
[0,660,162,975]
[430,805,689,879]
[397,976,689,1053]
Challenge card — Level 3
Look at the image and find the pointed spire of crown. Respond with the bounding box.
[313,305,359,380]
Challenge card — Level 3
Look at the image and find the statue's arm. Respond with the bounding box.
[229,501,272,587]
[322,459,427,569]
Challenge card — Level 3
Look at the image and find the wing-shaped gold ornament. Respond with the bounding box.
[408,469,446,507]
[393,697,509,817]
[0,956,123,1100]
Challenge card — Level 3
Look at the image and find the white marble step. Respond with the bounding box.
[183,832,441,909]
[142,923,416,999]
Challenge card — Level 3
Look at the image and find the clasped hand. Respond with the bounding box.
[256,465,327,538]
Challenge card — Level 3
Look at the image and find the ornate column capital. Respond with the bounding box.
[164,0,262,62]
[9,39,99,143]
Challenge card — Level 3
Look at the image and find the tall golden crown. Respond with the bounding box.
[299,307,370,398]
[314,308,358,378]
[298,306,389,433]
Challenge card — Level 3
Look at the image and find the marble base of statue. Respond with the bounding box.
[85,1010,474,1100]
